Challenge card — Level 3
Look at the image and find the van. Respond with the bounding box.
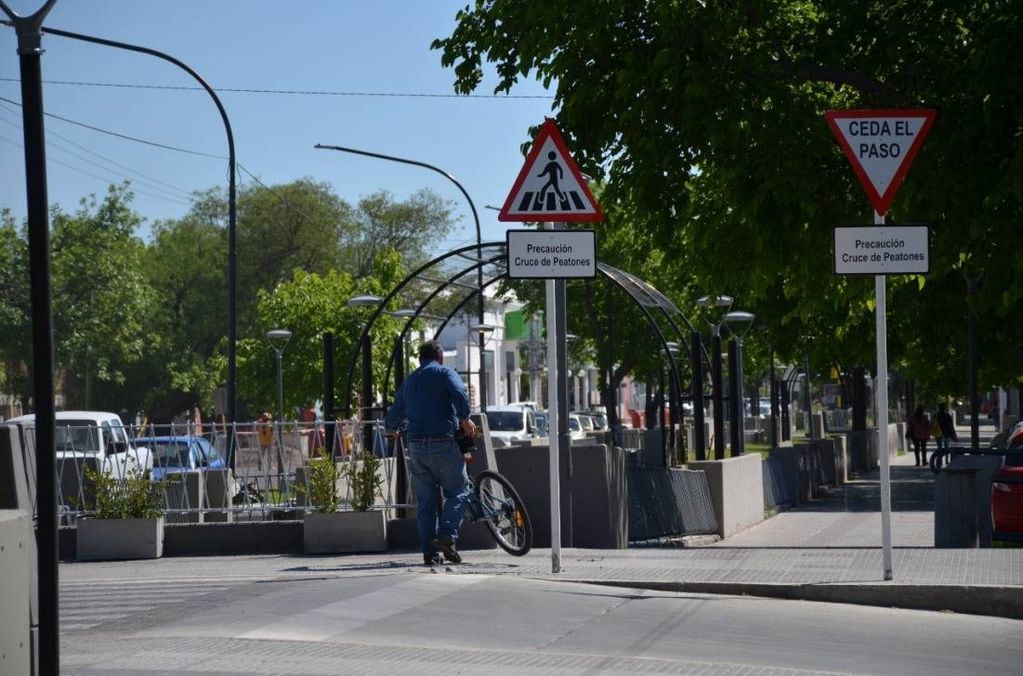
[484,404,538,445]
[9,410,153,478]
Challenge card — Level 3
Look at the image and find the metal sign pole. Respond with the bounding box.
[874,209,894,581]
[545,222,562,573]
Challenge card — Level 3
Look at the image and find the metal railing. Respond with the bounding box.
[13,419,413,524]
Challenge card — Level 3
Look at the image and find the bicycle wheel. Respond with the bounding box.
[474,470,533,556]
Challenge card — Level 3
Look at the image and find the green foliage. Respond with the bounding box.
[49,185,157,410]
[83,466,163,520]
[306,447,340,514]
[435,1,1023,397]
[342,451,383,512]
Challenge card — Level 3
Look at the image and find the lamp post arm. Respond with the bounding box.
[40,25,239,428]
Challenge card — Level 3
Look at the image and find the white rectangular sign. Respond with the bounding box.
[833,225,929,275]
[506,229,596,279]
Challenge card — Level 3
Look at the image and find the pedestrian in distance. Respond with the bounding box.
[909,405,931,467]
[256,410,274,472]
[385,339,476,566]
[935,402,958,467]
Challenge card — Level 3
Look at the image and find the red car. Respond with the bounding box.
[992,422,1023,540]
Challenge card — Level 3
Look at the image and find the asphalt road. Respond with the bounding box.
[61,568,1020,675]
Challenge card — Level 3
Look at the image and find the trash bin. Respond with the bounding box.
[934,467,980,548]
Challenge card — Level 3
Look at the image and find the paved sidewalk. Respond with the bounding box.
[61,444,1023,619]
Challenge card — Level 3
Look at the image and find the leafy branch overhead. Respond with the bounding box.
[434,1,1023,396]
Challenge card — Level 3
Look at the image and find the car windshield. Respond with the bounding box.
[148,441,191,468]
[569,417,580,431]
[487,411,525,431]
[55,422,100,453]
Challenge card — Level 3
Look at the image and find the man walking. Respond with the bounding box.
[386,340,476,565]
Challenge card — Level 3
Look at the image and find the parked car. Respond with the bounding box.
[9,410,152,478]
[583,410,609,431]
[134,435,226,480]
[484,404,539,445]
[992,421,1023,539]
[567,414,586,440]
[534,411,549,438]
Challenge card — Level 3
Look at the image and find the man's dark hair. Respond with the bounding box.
[418,339,443,364]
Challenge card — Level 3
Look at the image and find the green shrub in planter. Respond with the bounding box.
[306,448,341,514]
[83,466,163,519]
[343,451,383,512]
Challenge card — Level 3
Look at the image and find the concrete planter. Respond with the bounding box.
[303,510,387,554]
[77,517,164,560]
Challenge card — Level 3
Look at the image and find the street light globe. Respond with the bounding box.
[696,294,734,308]
[347,294,383,308]
[264,329,292,349]
[470,323,499,334]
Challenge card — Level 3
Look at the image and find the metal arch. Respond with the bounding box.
[342,241,507,416]
[356,242,700,463]
[379,255,508,408]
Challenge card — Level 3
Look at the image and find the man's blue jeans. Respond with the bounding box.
[408,439,470,555]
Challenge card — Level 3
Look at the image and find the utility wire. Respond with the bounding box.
[0,132,192,206]
[0,94,225,159]
[0,77,554,99]
[0,104,194,201]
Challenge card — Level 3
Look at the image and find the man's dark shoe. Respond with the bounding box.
[423,552,444,566]
[430,536,462,564]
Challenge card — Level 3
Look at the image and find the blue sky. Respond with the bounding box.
[0,1,557,251]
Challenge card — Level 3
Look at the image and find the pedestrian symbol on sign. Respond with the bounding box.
[499,119,603,222]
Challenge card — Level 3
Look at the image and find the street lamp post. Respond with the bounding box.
[470,322,498,409]
[348,294,384,455]
[314,143,488,412]
[723,311,755,455]
[697,295,733,460]
[265,329,292,491]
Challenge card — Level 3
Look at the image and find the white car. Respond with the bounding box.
[484,405,539,445]
[10,410,153,478]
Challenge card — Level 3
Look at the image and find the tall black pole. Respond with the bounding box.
[38,24,238,457]
[2,3,60,673]
[361,333,374,455]
[728,337,741,455]
[711,327,725,460]
[803,355,814,439]
[323,332,335,459]
[769,346,779,447]
[691,330,706,461]
[967,277,980,450]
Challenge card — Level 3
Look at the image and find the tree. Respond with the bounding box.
[434,1,1023,397]
[239,251,405,419]
[0,209,29,401]
[50,185,156,410]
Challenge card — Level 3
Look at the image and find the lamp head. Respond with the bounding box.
[696,294,734,309]
[347,294,383,308]
[723,311,755,338]
[264,329,292,350]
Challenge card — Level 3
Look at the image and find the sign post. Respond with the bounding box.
[825,109,935,581]
[500,119,603,573]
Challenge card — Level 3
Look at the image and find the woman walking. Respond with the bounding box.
[909,405,931,467]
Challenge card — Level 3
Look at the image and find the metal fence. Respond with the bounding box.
[15,419,412,524]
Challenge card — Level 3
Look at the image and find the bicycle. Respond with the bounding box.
[392,426,533,556]
[463,469,533,556]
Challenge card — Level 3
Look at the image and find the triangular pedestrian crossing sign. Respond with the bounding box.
[498,119,603,222]
[824,109,936,216]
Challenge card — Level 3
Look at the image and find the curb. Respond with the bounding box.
[558,579,1023,620]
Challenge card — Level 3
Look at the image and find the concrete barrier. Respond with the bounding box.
[493,444,627,548]
[690,453,765,538]
[946,453,1004,547]
[761,453,792,508]
[627,467,717,539]
[0,509,31,676]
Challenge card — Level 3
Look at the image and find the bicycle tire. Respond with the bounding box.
[474,470,533,556]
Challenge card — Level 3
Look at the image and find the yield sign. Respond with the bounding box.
[824,109,936,216]
[498,119,603,222]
